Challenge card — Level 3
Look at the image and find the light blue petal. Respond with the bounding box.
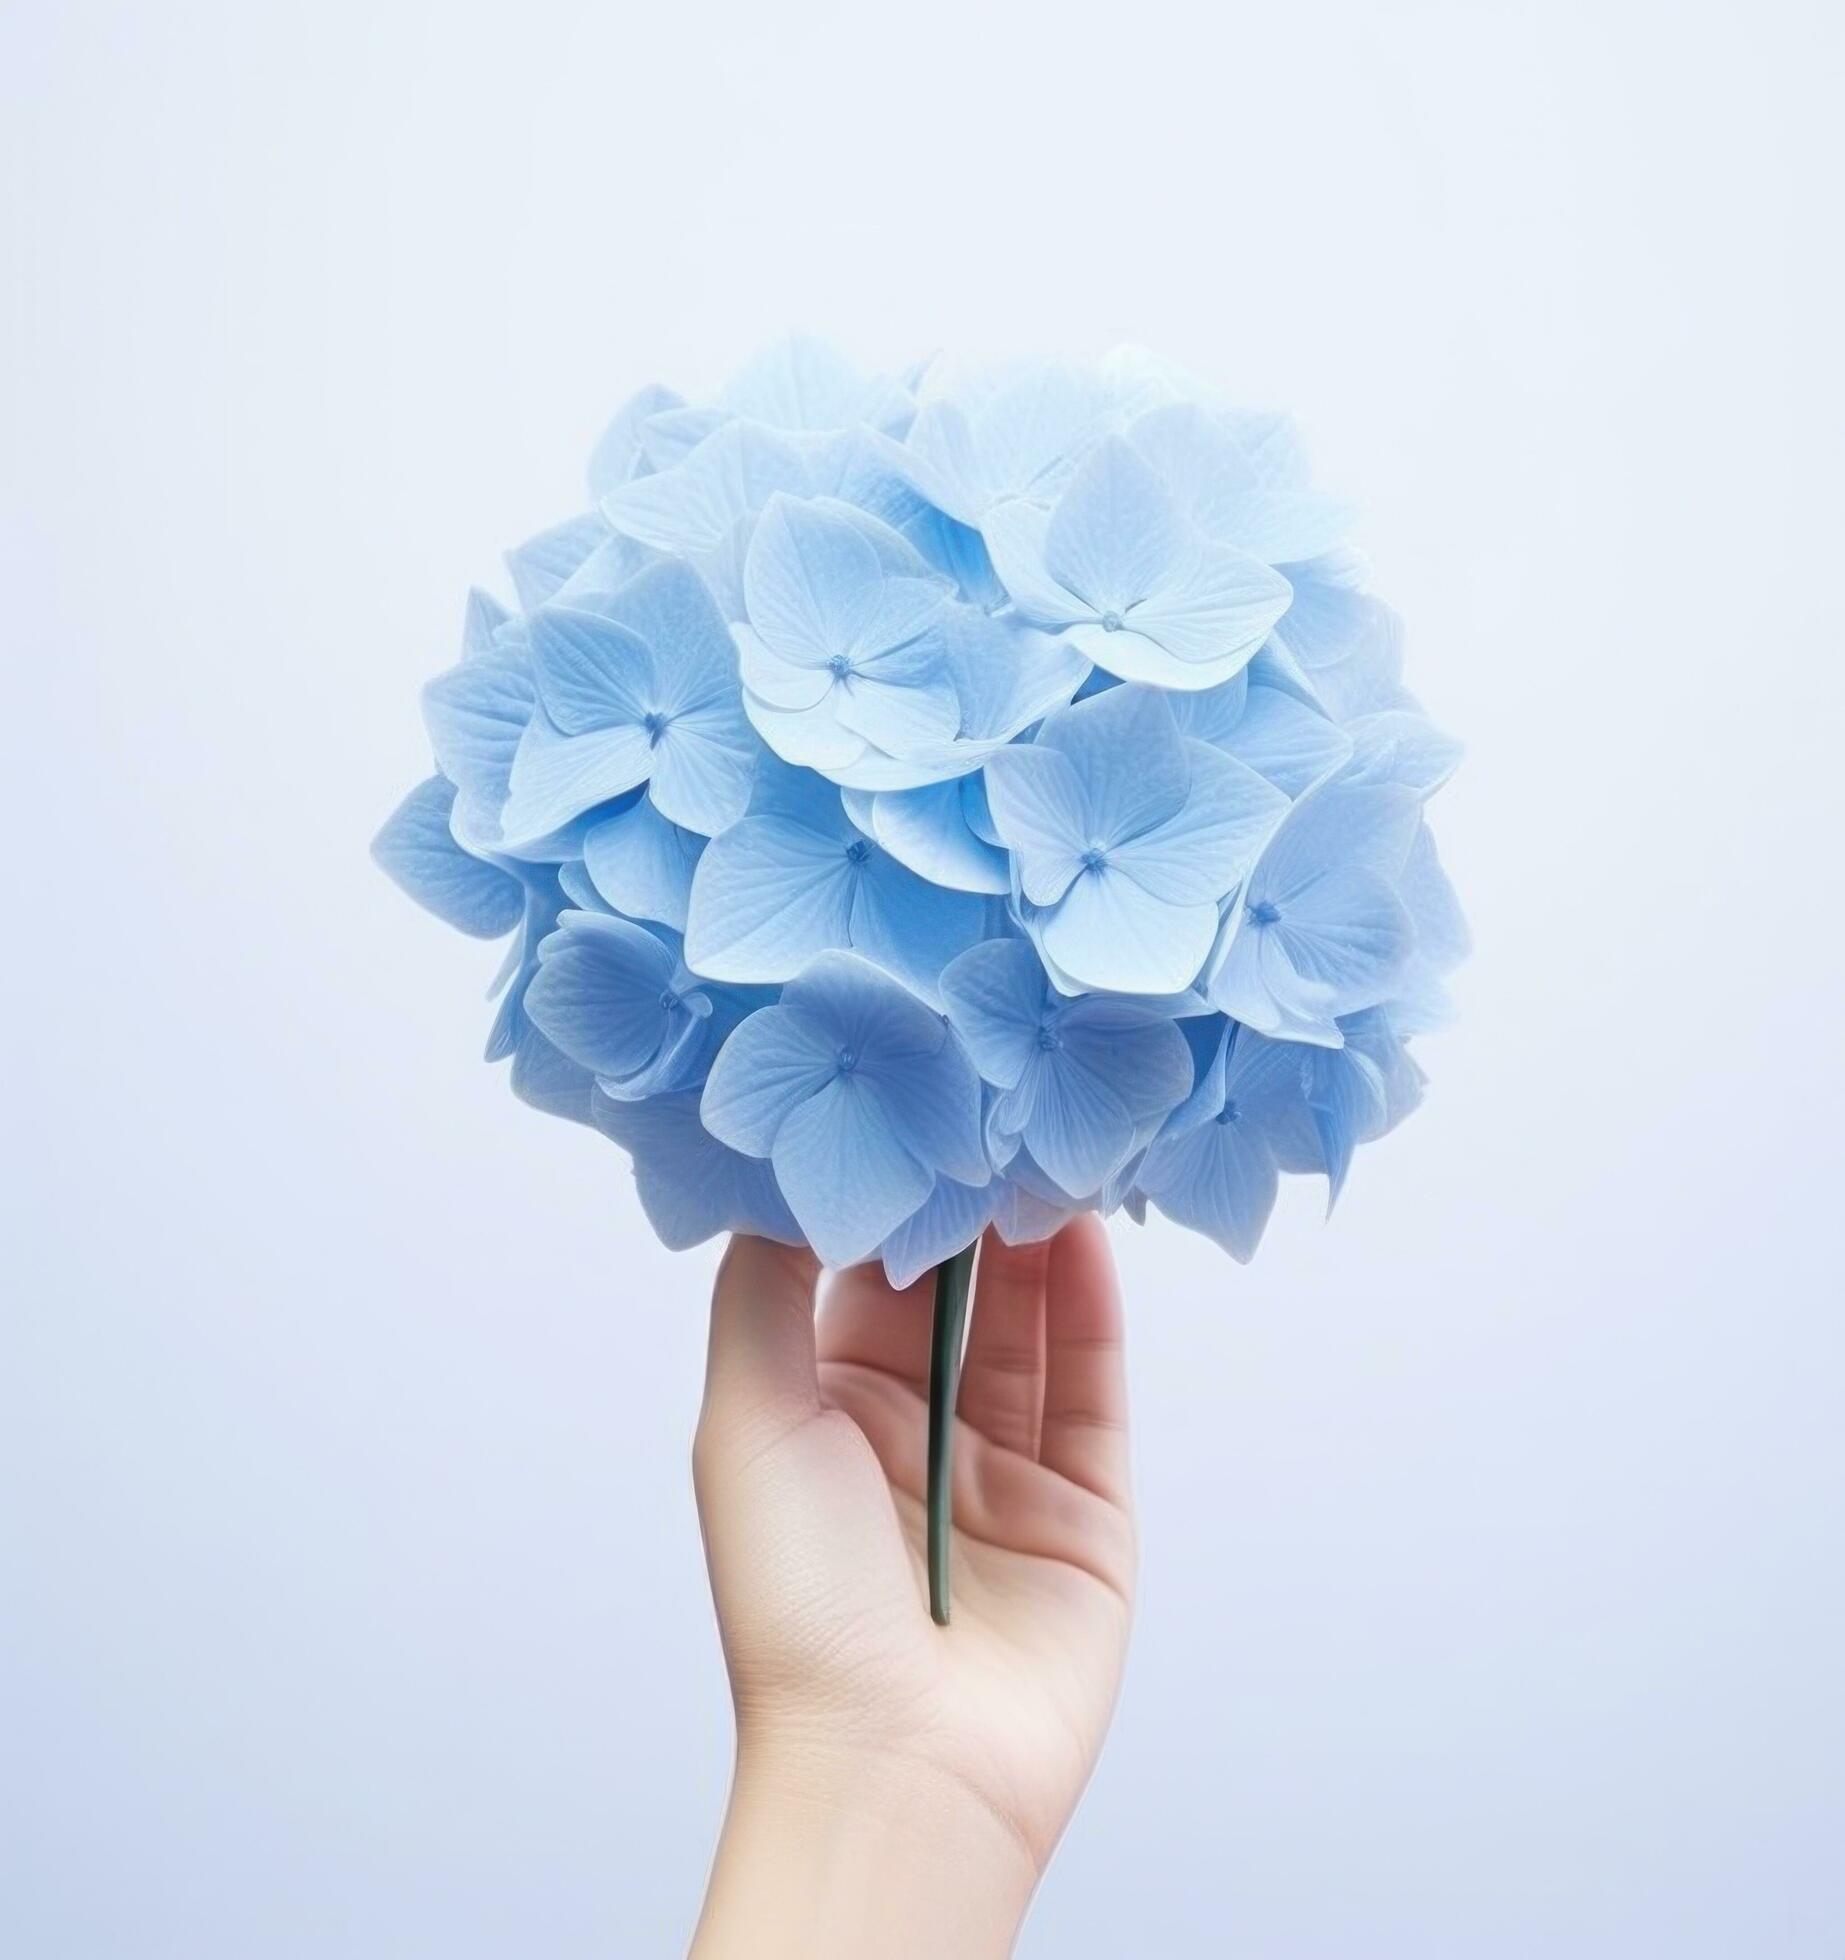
[1270,567,1407,720]
[743,687,871,774]
[939,939,1045,1090]
[1225,688,1355,798]
[1042,434,1184,612]
[648,715,757,836]
[500,715,652,845]
[1127,404,1353,561]
[768,951,983,1185]
[528,606,655,736]
[901,505,1006,609]
[586,383,684,498]
[583,799,704,931]
[422,648,533,804]
[1398,822,1470,972]
[1343,710,1465,794]
[980,742,1089,904]
[982,499,1085,625]
[936,611,1089,746]
[830,638,961,756]
[1037,861,1218,996]
[770,1079,934,1269]
[699,1001,839,1157]
[555,860,612,914]
[745,494,950,667]
[1164,670,1250,748]
[507,1015,599,1126]
[523,911,683,1080]
[506,512,610,611]
[865,778,1010,895]
[847,849,991,1010]
[593,1090,802,1250]
[371,777,524,938]
[1230,870,1413,1025]
[719,335,910,433]
[1101,540,1292,671]
[1256,782,1424,900]
[550,533,659,611]
[1112,738,1288,906]
[1033,683,1191,847]
[1137,1106,1279,1263]
[601,421,842,554]
[683,813,857,981]
[1058,1005,1195,1130]
[460,587,510,659]
[880,1176,997,1290]
[600,559,742,715]
[735,622,837,711]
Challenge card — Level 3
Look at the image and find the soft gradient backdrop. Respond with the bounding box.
[4,2,1841,1953]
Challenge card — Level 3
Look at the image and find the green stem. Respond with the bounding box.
[927,1240,979,1626]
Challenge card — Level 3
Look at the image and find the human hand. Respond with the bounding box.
[689,1219,1136,1959]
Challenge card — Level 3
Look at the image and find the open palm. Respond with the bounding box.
[694,1218,1136,1874]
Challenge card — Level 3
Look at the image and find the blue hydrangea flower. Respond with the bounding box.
[1133,1020,1306,1261]
[941,938,1194,1199]
[700,951,987,1268]
[1206,781,1421,1046]
[523,911,722,1103]
[500,560,758,847]
[379,340,1465,1278]
[983,434,1294,692]
[984,685,1287,995]
[737,493,1086,792]
[683,760,988,1005]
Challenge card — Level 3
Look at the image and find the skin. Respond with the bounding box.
[689,1217,1136,1959]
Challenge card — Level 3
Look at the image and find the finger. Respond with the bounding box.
[955,1229,1049,1457]
[701,1236,823,1446]
[1039,1215,1132,1504]
[815,1259,934,1388]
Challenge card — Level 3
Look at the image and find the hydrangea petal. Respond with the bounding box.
[371,777,524,939]
[1137,1105,1279,1263]
[864,779,1010,895]
[528,606,655,736]
[583,798,703,931]
[1038,862,1219,996]
[699,1001,839,1156]
[880,1176,998,1290]
[682,813,857,981]
[500,715,652,844]
[1111,740,1287,906]
[524,912,687,1080]
[1042,435,1185,615]
[594,1090,801,1250]
[770,1079,934,1269]
[506,512,610,611]
[1224,688,1355,798]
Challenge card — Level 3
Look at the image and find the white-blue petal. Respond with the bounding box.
[371,777,525,938]
[583,798,704,931]
[594,1090,802,1250]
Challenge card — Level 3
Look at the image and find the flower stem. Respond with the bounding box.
[927,1240,978,1626]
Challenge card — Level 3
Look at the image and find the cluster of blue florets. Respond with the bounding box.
[376,340,1465,1279]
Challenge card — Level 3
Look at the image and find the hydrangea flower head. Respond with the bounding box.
[377,340,1465,1272]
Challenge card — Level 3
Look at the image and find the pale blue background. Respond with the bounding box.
[4,2,1841,1953]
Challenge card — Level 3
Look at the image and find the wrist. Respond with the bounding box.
[691,1734,1041,1960]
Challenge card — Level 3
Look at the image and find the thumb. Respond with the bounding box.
[700,1236,823,1452]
